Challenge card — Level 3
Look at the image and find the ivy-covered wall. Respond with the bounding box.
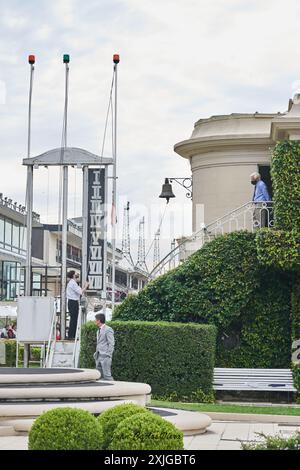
[272,141,300,232]
[256,141,300,270]
[291,285,300,394]
[115,231,292,368]
[256,229,300,271]
[255,140,300,394]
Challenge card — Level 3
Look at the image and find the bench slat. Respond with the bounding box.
[213,368,296,393]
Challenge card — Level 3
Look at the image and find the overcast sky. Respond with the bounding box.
[0,0,300,263]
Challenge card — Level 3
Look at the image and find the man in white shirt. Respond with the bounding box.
[66,271,88,339]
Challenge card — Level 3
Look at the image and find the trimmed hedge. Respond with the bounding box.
[291,284,300,397]
[0,341,42,367]
[98,403,149,449]
[109,412,184,450]
[114,232,292,368]
[28,407,104,450]
[80,320,217,400]
[0,340,16,367]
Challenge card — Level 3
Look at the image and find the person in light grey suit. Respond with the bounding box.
[93,313,115,381]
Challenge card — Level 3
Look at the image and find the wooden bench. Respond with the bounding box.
[213,368,296,393]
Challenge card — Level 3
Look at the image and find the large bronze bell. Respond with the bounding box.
[159,178,175,203]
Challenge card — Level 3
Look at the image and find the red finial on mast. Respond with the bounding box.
[28,55,35,65]
[113,54,120,64]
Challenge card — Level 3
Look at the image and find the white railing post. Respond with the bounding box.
[44,303,57,368]
[72,306,82,368]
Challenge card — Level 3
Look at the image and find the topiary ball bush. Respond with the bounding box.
[28,407,104,450]
[98,403,149,449]
[109,412,184,450]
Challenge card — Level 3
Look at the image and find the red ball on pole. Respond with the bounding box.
[113,54,120,64]
[28,55,35,65]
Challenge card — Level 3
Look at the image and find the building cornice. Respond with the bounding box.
[194,112,282,128]
[174,135,274,159]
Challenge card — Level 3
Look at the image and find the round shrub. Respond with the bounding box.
[109,412,184,450]
[28,407,104,450]
[98,403,149,449]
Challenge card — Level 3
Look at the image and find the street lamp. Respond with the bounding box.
[159,177,192,203]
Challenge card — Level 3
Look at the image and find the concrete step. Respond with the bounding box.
[52,354,73,368]
[0,408,212,438]
[12,419,35,434]
[53,341,75,354]
[0,425,16,437]
[0,368,100,384]
[150,407,212,436]
[0,399,135,418]
[0,381,151,405]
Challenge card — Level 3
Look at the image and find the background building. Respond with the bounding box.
[0,199,148,307]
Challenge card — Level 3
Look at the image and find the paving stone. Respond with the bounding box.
[183,436,194,449]
[278,425,299,433]
[222,422,250,441]
[185,432,221,450]
[247,423,276,441]
[217,440,242,450]
[0,436,28,450]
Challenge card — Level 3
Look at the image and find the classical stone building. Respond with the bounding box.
[174,110,288,231]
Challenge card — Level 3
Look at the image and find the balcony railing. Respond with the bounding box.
[150,201,274,279]
[0,193,40,222]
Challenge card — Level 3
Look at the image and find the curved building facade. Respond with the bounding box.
[174,111,284,231]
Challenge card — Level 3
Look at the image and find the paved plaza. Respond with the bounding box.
[184,420,300,450]
[0,419,299,451]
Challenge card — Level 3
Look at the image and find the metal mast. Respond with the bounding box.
[121,202,134,267]
[111,54,119,312]
[60,54,70,340]
[25,55,35,298]
[136,217,148,272]
[153,229,161,269]
[169,238,176,270]
[24,54,35,367]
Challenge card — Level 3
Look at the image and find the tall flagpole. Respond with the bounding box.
[61,54,70,340]
[25,55,35,297]
[112,54,119,312]
[24,54,35,367]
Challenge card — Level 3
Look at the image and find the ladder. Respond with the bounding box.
[45,307,81,368]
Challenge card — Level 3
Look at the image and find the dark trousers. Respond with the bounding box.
[68,299,79,340]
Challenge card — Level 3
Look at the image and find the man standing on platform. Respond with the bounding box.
[251,172,271,229]
[94,313,115,381]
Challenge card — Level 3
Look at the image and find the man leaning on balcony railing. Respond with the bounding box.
[251,172,271,229]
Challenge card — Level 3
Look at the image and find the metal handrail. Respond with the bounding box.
[150,201,274,278]
[72,306,82,368]
[44,300,57,367]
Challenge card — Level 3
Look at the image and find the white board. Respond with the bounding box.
[17,297,55,342]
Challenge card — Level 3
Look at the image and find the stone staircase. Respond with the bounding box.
[47,341,75,368]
